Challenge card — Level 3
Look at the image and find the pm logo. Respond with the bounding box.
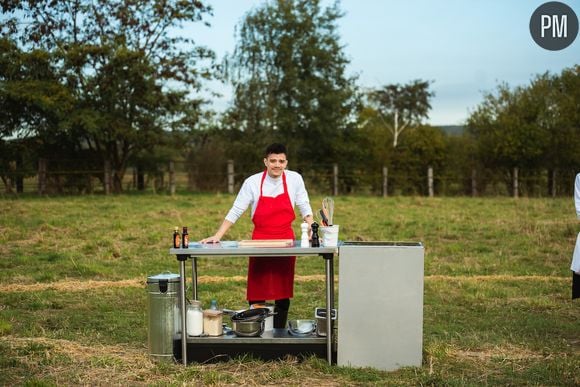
[530,1,578,50]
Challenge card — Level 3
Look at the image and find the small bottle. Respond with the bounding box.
[173,227,181,248]
[186,300,203,336]
[182,226,189,248]
[209,299,219,310]
[311,222,320,247]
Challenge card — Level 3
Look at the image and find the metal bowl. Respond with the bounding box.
[232,319,264,337]
[288,319,316,336]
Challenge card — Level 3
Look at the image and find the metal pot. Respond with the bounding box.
[224,307,273,337]
[231,319,265,337]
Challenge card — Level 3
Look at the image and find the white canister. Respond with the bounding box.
[186,300,203,336]
[251,303,275,331]
[321,225,340,247]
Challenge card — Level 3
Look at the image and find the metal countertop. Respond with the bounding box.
[169,240,337,257]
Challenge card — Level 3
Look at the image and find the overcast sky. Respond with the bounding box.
[184,0,579,126]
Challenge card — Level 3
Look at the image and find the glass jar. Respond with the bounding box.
[186,300,203,336]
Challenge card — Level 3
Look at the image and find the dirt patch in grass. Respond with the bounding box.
[0,274,568,294]
[0,275,328,293]
[453,344,545,361]
[1,335,347,386]
[427,274,568,282]
[1,335,162,385]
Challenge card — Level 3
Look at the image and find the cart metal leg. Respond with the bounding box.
[191,257,198,301]
[177,255,190,366]
[323,253,334,364]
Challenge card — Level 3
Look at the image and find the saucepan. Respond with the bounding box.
[223,307,275,337]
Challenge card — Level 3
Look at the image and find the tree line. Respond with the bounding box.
[1,0,578,196]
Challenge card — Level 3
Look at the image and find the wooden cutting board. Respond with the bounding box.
[238,239,294,248]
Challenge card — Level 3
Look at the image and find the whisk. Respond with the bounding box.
[322,197,334,226]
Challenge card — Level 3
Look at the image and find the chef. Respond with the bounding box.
[572,173,580,299]
[201,143,314,328]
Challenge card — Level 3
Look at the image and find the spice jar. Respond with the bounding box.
[203,309,223,336]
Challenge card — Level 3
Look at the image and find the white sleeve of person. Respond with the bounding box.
[572,234,580,274]
[572,174,580,273]
[575,173,580,219]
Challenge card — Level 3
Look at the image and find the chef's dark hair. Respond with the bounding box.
[265,143,287,157]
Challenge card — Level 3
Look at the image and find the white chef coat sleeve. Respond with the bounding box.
[572,233,580,274]
[575,173,580,219]
[225,178,254,223]
[294,173,313,218]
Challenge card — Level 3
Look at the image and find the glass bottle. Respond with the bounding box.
[181,226,189,248]
[209,299,219,310]
[173,226,180,248]
[186,300,203,336]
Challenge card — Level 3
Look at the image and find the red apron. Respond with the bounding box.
[247,170,296,301]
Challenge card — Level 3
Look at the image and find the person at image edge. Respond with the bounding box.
[201,143,314,327]
[572,172,580,299]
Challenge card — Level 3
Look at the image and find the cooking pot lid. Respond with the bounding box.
[231,307,271,321]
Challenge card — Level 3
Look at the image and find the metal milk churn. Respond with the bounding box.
[147,272,180,362]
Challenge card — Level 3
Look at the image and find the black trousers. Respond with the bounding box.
[573,272,580,299]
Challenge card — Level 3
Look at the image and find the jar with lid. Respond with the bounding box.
[186,300,203,336]
[203,309,223,336]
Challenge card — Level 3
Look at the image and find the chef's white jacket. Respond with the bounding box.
[572,173,580,274]
[225,170,313,224]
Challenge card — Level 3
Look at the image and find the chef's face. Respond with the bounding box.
[264,153,288,178]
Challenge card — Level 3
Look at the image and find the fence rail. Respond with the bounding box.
[0,159,576,197]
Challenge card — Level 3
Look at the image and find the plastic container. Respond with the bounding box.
[203,309,223,336]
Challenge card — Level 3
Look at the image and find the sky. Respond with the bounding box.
[184,0,580,126]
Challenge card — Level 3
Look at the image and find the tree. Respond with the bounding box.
[467,66,580,195]
[223,0,359,167]
[0,0,214,192]
[366,80,434,147]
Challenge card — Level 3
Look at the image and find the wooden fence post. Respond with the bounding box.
[38,158,47,195]
[104,160,111,195]
[333,164,338,196]
[227,160,234,194]
[513,167,519,198]
[428,166,434,197]
[551,169,556,198]
[471,168,477,197]
[169,161,176,196]
[382,166,388,198]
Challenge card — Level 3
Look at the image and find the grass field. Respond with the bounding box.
[0,194,579,385]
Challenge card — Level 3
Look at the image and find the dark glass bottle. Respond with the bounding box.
[173,227,180,248]
[182,226,189,248]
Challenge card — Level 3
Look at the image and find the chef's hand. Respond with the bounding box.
[200,236,220,244]
[200,220,232,244]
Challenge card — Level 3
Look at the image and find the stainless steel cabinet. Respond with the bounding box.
[337,242,424,371]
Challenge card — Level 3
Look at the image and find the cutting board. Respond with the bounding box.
[238,239,294,248]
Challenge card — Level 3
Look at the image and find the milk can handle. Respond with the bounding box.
[158,279,168,293]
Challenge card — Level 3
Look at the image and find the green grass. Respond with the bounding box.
[0,194,579,385]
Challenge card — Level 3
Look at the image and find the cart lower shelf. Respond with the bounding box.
[173,329,336,363]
